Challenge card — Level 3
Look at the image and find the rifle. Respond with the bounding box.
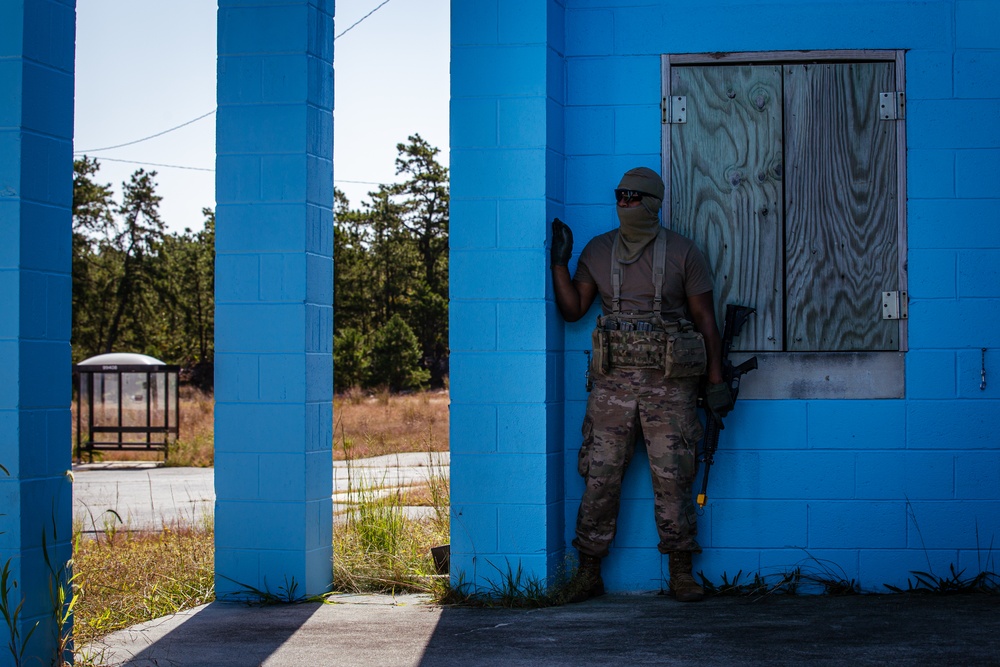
[697,304,758,508]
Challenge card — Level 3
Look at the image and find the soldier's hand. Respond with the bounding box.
[705,382,734,417]
[551,218,573,267]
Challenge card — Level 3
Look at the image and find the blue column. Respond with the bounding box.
[0,0,75,661]
[215,0,334,599]
[449,0,567,590]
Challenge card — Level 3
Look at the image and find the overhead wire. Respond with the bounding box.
[76,0,396,176]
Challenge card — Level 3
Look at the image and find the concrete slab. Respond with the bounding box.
[82,593,1000,667]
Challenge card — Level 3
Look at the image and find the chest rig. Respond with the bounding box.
[589,229,707,379]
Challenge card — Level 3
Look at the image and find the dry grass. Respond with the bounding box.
[333,389,449,460]
[73,388,449,466]
[72,522,215,649]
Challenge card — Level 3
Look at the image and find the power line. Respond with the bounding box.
[335,0,392,40]
[74,110,217,154]
[80,156,214,172]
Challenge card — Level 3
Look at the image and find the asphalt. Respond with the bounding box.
[74,458,1000,666]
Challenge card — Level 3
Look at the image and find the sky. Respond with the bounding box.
[74,0,451,234]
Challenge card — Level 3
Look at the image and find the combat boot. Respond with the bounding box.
[564,553,605,604]
[668,551,704,602]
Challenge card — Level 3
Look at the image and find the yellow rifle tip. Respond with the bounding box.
[696,494,706,507]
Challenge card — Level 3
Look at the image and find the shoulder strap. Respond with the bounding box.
[610,228,667,314]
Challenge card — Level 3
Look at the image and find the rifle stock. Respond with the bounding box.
[696,304,757,507]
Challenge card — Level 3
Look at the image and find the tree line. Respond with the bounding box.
[71,133,449,394]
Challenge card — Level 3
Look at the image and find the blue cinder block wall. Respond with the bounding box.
[0,0,76,661]
[450,0,1000,592]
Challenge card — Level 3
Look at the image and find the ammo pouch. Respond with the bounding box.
[590,314,706,379]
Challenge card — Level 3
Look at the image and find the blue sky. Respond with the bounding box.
[74,0,450,233]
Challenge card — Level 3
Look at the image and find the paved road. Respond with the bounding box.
[73,452,449,532]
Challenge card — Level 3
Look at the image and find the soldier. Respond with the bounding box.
[550,166,733,603]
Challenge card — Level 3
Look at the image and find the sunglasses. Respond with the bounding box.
[614,189,654,204]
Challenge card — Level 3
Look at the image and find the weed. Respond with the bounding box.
[1,559,38,667]
[884,564,1000,595]
[697,567,802,600]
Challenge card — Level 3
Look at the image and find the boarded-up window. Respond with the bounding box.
[662,52,907,397]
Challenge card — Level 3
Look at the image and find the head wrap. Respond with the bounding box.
[615,167,665,264]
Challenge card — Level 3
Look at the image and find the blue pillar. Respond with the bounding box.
[215,0,334,599]
[449,0,567,589]
[0,0,75,661]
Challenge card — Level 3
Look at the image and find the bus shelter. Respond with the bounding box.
[74,352,180,462]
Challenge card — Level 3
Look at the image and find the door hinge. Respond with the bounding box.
[662,96,687,124]
[882,290,908,320]
[879,92,906,120]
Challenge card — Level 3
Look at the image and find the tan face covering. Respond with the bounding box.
[615,198,661,264]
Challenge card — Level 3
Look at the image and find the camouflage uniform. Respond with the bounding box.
[574,369,704,557]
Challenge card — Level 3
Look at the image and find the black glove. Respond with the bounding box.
[551,218,573,267]
[705,382,734,417]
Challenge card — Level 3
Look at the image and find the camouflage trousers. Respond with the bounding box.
[573,368,704,557]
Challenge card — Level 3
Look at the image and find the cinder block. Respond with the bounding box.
[906,501,1000,549]
[215,500,309,551]
[215,253,260,302]
[760,547,860,594]
[908,100,1000,150]
[213,548,260,599]
[218,5,307,55]
[905,50,954,101]
[19,132,72,207]
[0,341,18,408]
[20,62,72,138]
[19,201,71,274]
[957,0,1000,49]
[214,452,261,500]
[450,403,498,454]
[958,249,1000,297]
[215,402,307,453]
[451,45,547,98]
[450,148,546,199]
[305,304,332,354]
[955,452,1000,499]
[306,401,332,452]
[260,154,308,202]
[856,451,955,500]
[217,56,264,105]
[909,300,1000,349]
[908,199,1000,249]
[906,350,957,399]
[956,51,1000,99]
[809,501,906,549]
[806,400,906,449]
[612,497,660,549]
[448,199,497,250]
[304,352,331,403]
[497,402,550,453]
[614,105,660,155]
[907,150,954,200]
[258,252,307,302]
[860,548,959,592]
[957,349,998,398]
[498,0,546,44]
[711,500,808,548]
[449,301,497,352]
[214,353,260,402]
[451,503,498,555]
[17,340,69,409]
[215,303,307,352]
[217,104,306,155]
[694,548,763,586]
[600,547,669,592]
[497,504,549,553]
[908,249,956,299]
[0,271,17,338]
[450,452,549,505]
[908,399,1000,449]
[451,0,499,47]
[721,400,808,450]
[450,351,548,404]
[256,452,310,502]
[565,106,614,157]
[956,150,1000,199]
[566,55,659,107]
[498,301,548,351]
[258,353,306,402]
[451,98,497,148]
[498,97,546,148]
[499,199,546,249]
[215,155,262,203]
[565,9,614,57]
[451,249,546,300]
[22,0,75,72]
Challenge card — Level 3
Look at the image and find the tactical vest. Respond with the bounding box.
[590,229,707,378]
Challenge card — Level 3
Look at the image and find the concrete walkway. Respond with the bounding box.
[83,592,1000,666]
[72,452,449,532]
